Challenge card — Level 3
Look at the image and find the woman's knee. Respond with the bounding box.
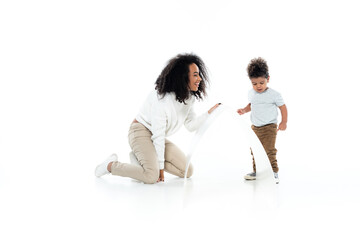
[185,164,194,178]
[143,168,159,184]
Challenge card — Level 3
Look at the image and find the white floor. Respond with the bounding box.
[1,164,358,240]
[1,115,359,240]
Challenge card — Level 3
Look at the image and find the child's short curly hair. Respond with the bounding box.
[247,57,269,79]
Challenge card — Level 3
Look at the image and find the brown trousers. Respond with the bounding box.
[250,124,279,173]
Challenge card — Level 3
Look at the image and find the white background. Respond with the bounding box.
[1,0,359,239]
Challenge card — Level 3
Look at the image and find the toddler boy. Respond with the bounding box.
[237,57,287,184]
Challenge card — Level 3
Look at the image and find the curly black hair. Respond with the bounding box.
[155,53,209,104]
[247,57,269,79]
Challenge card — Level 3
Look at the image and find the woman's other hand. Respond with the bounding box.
[157,169,165,182]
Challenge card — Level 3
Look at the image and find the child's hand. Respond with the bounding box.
[237,108,246,115]
[277,122,287,131]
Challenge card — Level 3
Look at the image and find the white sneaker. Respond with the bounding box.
[129,152,141,166]
[244,172,256,180]
[95,153,118,177]
[274,172,280,184]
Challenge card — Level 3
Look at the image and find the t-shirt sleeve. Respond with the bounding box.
[274,92,285,107]
[248,89,255,103]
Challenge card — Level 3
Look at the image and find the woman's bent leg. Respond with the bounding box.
[111,123,159,184]
[164,139,193,178]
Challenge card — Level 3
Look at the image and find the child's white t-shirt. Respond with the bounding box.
[248,88,285,127]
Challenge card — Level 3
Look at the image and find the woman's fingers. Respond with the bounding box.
[208,103,221,114]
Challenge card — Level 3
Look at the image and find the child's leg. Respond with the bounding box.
[263,124,278,172]
[251,124,279,173]
[250,148,257,173]
[164,139,193,178]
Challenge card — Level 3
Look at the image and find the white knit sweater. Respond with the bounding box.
[136,90,209,169]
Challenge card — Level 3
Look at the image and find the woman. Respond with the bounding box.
[95,53,220,183]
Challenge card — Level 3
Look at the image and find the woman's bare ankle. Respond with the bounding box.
[107,162,113,172]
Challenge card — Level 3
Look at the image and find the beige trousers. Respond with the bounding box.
[111,122,193,184]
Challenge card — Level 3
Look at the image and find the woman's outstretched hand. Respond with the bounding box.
[208,103,221,114]
[157,169,165,182]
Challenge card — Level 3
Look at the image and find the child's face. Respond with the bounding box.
[251,77,269,93]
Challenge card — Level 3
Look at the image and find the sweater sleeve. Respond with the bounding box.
[150,100,167,170]
[184,106,209,132]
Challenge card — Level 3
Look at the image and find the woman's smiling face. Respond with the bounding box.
[188,63,202,91]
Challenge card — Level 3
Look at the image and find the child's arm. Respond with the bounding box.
[278,104,287,131]
[237,103,251,115]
